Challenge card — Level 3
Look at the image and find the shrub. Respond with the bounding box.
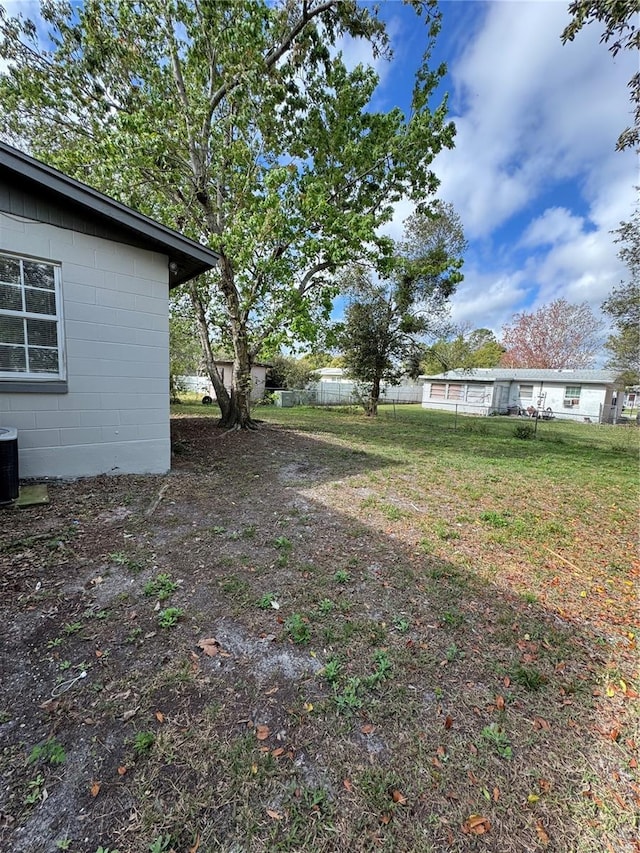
[513,423,535,440]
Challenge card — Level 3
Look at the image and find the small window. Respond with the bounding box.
[0,253,65,380]
[563,385,581,407]
[430,382,446,399]
[447,383,463,400]
[519,384,533,399]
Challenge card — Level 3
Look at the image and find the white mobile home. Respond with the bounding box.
[0,142,219,479]
[420,369,624,423]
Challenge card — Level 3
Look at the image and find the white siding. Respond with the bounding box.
[0,213,170,477]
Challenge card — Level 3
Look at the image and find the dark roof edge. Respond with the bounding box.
[0,141,219,282]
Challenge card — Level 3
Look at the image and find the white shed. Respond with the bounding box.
[420,368,624,423]
[0,142,219,479]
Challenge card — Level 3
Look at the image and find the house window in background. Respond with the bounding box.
[0,253,65,380]
[447,383,463,400]
[563,385,581,407]
[519,384,533,399]
[430,382,446,398]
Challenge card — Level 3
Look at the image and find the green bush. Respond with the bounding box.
[513,423,535,440]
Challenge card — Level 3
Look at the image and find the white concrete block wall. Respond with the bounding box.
[0,213,171,478]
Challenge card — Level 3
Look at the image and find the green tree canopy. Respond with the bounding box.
[339,201,466,415]
[267,355,315,391]
[0,0,455,429]
[421,326,504,374]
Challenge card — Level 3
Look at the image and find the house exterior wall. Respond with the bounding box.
[421,380,494,415]
[422,377,620,422]
[0,212,171,478]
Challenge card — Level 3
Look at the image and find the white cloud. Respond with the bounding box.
[448,268,529,335]
[436,1,637,239]
[520,207,585,248]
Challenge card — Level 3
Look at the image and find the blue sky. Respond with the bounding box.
[340,0,638,348]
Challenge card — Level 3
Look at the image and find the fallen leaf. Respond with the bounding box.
[251,763,258,774]
[122,707,139,722]
[197,637,220,657]
[538,778,551,793]
[90,781,101,798]
[95,649,103,658]
[117,766,127,776]
[266,809,282,820]
[495,695,505,711]
[256,724,270,741]
[503,676,511,687]
[379,813,392,825]
[303,702,313,712]
[462,814,491,835]
[272,747,284,757]
[391,790,407,805]
[535,820,550,846]
[343,779,353,793]
[533,716,551,730]
[493,787,500,802]
[361,723,375,735]
[188,834,200,853]
[155,711,165,724]
[444,715,453,730]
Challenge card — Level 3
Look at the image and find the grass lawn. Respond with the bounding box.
[1,403,638,853]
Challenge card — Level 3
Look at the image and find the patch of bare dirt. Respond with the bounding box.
[0,416,638,853]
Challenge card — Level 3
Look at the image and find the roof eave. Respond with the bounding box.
[0,142,220,286]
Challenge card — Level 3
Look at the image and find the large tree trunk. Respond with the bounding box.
[367,376,381,416]
[189,267,259,430]
[218,344,258,430]
[188,280,233,423]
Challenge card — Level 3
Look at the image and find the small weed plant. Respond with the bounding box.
[480,510,511,528]
[481,723,513,759]
[157,607,183,628]
[144,573,178,601]
[28,737,66,766]
[149,834,172,853]
[511,663,545,690]
[24,773,45,805]
[133,731,156,756]
[284,613,310,644]
[258,592,277,609]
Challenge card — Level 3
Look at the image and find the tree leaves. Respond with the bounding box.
[0,0,457,427]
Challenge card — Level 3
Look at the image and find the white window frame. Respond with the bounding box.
[563,385,581,407]
[0,252,66,382]
[519,384,533,400]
